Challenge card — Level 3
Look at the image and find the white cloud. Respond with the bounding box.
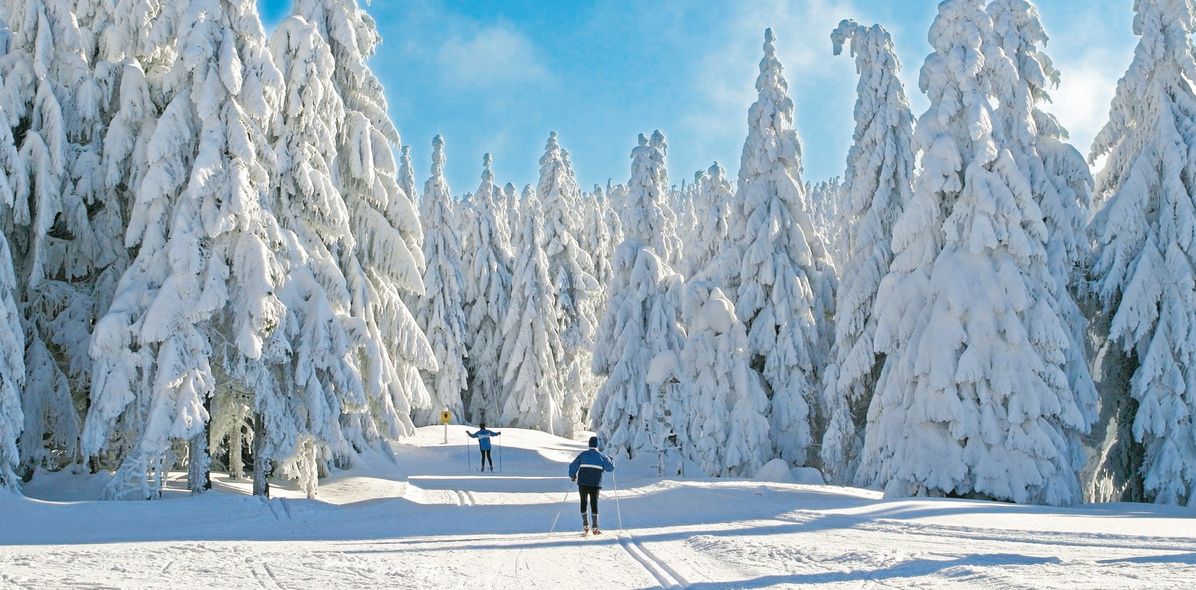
[682,0,863,158]
[438,24,550,89]
[1049,53,1119,159]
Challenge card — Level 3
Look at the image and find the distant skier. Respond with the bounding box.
[569,436,615,536]
[467,423,501,472]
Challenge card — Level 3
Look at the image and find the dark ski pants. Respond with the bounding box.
[480,449,493,470]
[579,485,599,528]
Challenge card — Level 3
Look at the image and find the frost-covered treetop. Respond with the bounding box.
[738,27,803,186]
[623,130,680,263]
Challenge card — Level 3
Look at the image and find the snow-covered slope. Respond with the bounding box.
[2,426,1194,588]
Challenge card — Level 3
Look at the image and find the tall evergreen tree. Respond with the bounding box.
[293,0,433,447]
[87,0,288,499]
[862,0,1086,506]
[820,20,915,484]
[265,14,364,497]
[987,0,1097,498]
[729,29,836,467]
[537,132,598,436]
[591,132,685,458]
[462,154,512,423]
[1088,0,1196,505]
[500,186,566,433]
[416,136,467,425]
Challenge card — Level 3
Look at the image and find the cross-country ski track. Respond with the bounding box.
[2,425,1194,589]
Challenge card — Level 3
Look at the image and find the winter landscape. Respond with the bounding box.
[2,0,1196,588]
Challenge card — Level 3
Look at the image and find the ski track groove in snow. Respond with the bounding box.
[617,533,687,588]
[772,511,1196,554]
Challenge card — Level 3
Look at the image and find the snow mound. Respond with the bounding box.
[754,459,826,484]
[755,459,795,483]
[792,467,826,485]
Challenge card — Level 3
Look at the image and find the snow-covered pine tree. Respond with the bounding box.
[81,0,171,473]
[0,0,113,476]
[819,20,915,484]
[293,0,434,446]
[808,178,847,270]
[415,136,467,426]
[462,153,513,423]
[86,0,289,499]
[986,0,1097,499]
[537,132,599,436]
[1088,0,1196,505]
[587,185,619,292]
[591,132,685,458]
[0,231,24,492]
[400,145,418,210]
[503,181,521,254]
[621,131,681,268]
[499,186,566,433]
[862,0,1086,506]
[681,281,770,477]
[266,14,366,497]
[690,163,736,288]
[729,29,836,467]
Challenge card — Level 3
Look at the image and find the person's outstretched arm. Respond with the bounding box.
[467,431,476,438]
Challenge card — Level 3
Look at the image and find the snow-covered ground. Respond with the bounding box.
[2,426,1194,589]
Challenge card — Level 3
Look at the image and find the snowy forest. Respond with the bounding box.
[0,0,1194,510]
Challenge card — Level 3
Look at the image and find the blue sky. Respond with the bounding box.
[258,0,1134,195]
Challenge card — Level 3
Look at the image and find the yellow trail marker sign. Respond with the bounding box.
[439,410,452,425]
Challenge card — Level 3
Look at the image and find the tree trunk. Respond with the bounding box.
[229,419,244,480]
[252,412,270,498]
[188,395,213,493]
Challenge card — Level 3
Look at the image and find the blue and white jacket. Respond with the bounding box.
[468,428,500,451]
[569,448,615,488]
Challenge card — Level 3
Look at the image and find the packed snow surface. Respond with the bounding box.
[2,426,1194,588]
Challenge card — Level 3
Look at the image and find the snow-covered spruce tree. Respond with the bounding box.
[591,132,685,458]
[293,0,433,446]
[400,145,418,211]
[861,0,1086,506]
[415,136,467,425]
[85,0,289,499]
[80,0,175,473]
[0,0,113,476]
[690,163,736,288]
[587,186,619,290]
[729,29,836,467]
[620,131,681,268]
[986,0,1097,498]
[1088,0,1196,505]
[819,20,915,484]
[537,132,599,436]
[681,281,770,477]
[499,186,566,433]
[0,231,24,492]
[808,178,846,271]
[503,182,521,254]
[462,154,513,424]
[266,15,367,497]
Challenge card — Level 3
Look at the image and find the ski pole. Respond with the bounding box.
[547,480,573,534]
[498,433,503,472]
[612,470,625,532]
[466,432,471,472]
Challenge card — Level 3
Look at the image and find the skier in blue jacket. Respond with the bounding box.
[467,423,501,471]
[568,436,615,535]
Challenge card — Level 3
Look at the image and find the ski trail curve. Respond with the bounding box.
[618,533,688,588]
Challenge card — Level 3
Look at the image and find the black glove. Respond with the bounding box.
[570,476,576,482]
